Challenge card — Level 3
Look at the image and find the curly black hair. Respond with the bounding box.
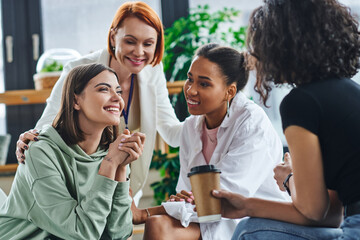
[247,0,360,104]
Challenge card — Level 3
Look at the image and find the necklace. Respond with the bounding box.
[122,74,135,129]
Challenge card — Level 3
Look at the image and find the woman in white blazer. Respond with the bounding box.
[15,1,182,197]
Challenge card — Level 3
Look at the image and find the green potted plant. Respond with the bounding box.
[163,4,247,82]
[150,5,247,204]
[33,48,81,90]
[33,60,63,90]
[150,149,180,205]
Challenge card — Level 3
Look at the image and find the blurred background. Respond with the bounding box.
[1,0,360,162]
[1,1,360,238]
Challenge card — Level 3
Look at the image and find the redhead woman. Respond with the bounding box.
[15,1,182,198]
[0,63,145,239]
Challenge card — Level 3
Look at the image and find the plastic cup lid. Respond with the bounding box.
[187,164,221,177]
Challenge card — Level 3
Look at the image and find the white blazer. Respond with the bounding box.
[35,49,183,195]
[177,92,290,240]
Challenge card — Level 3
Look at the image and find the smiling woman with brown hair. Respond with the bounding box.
[0,63,146,239]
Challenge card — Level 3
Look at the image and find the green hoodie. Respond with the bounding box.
[0,125,133,240]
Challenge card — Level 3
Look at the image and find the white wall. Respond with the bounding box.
[41,0,162,55]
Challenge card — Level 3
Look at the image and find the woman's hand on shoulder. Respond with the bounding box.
[16,129,39,164]
[169,190,195,204]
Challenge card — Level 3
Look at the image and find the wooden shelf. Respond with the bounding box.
[0,163,18,174]
[167,80,185,95]
[0,89,52,106]
[0,81,185,106]
[133,225,145,235]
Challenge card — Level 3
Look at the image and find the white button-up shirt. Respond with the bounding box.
[177,92,290,240]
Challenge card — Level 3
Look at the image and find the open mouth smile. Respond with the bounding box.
[127,57,145,65]
[104,107,120,114]
[186,99,200,106]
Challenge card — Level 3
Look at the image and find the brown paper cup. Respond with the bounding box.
[188,165,221,223]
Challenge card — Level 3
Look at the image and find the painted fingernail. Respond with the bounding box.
[190,195,195,200]
[34,137,39,141]
[170,199,174,202]
[180,199,185,201]
[24,146,28,150]
[186,198,192,203]
[213,190,219,194]
[121,138,126,142]
[188,191,192,194]
[118,143,123,148]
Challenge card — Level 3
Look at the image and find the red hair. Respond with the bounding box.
[107,1,164,66]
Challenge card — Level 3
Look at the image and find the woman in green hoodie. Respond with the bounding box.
[0,63,145,240]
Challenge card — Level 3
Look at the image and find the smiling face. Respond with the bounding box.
[184,56,235,128]
[110,16,158,74]
[74,70,125,131]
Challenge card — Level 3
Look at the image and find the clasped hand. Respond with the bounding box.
[107,129,146,167]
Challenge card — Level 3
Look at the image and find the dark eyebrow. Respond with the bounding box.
[95,83,111,88]
[187,72,212,81]
[94,83,121,89]
[198,76,212,81]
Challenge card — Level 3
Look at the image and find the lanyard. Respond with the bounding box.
[122,74,134,129]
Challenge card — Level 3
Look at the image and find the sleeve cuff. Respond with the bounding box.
[92,174,118,199]
[113,180,131,200]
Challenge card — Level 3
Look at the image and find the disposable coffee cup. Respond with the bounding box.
[187,165,221,223]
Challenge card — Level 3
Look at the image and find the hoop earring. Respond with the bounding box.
[226,100,230,117]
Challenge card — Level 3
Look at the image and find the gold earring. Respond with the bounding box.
[226,100,230,117]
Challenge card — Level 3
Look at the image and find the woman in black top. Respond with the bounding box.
[212,0,360,239]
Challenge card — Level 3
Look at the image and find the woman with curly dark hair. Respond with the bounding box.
[212,0,360,239]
